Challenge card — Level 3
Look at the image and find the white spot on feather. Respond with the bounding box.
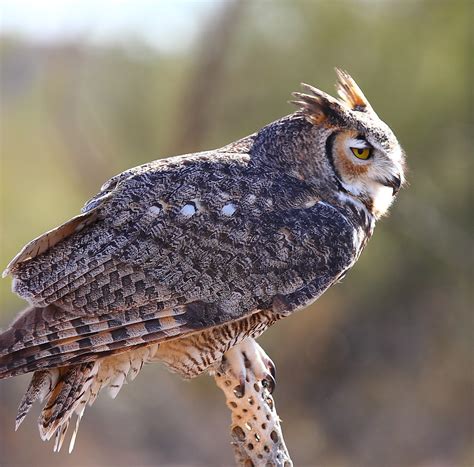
[222,203,236,216]
[303,198,319,208]
[180,203,196,217]
[148,205,161,215]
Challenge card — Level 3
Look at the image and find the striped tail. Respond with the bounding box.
[0,303,187,379]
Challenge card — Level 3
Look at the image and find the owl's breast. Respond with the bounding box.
[153,310,276,378]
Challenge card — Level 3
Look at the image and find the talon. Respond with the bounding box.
[222,339,277,396]
[268,361,276,380]
[262,374,276,394]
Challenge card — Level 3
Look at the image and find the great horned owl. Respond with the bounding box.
[0,70,405,452]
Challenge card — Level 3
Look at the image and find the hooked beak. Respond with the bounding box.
[380,174,402,196]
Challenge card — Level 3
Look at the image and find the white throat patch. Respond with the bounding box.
[370,184,394,218]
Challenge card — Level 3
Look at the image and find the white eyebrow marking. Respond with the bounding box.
[180,203,196,217]
[221,203,236,216]
[347,137,370,149]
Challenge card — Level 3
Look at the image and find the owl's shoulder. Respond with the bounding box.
[83,149,252,213]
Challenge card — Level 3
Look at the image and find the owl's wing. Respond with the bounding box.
[3,211,100,278]
[1,154,357,377]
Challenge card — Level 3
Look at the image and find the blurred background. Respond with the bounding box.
[0,1,471,466]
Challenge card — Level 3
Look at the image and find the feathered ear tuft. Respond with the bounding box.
[335,68,374,113]
[290,83,346,126]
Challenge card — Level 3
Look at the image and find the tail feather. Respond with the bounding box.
[13,346,157,452]
[39,363,97,440]
[68,405,85,453]
[16,369,60,430]
[53,417,70,452]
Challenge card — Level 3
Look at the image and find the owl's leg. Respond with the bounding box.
[221,337,276,396]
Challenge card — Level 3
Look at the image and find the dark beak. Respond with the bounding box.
[381,174,402,196]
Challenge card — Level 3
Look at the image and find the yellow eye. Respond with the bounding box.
[350,147,372,160]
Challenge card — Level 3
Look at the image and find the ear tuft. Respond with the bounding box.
[335,68,374,113]
[290,83,345,126]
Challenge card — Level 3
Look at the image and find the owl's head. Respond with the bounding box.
[291,69,406,218]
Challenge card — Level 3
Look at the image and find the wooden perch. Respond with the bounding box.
[214,356,293,466]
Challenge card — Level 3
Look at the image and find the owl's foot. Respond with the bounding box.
[219,338,276,396]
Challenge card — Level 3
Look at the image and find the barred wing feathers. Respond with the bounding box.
[1,151,357,379]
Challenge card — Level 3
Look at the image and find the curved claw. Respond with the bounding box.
[262,373,276,394]
[267,359,276,380]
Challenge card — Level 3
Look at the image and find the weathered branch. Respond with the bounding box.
[214,359,293,466]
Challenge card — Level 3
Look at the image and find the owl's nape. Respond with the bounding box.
[0,70,405,455]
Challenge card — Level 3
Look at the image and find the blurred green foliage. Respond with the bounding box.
[0,1,471,466]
